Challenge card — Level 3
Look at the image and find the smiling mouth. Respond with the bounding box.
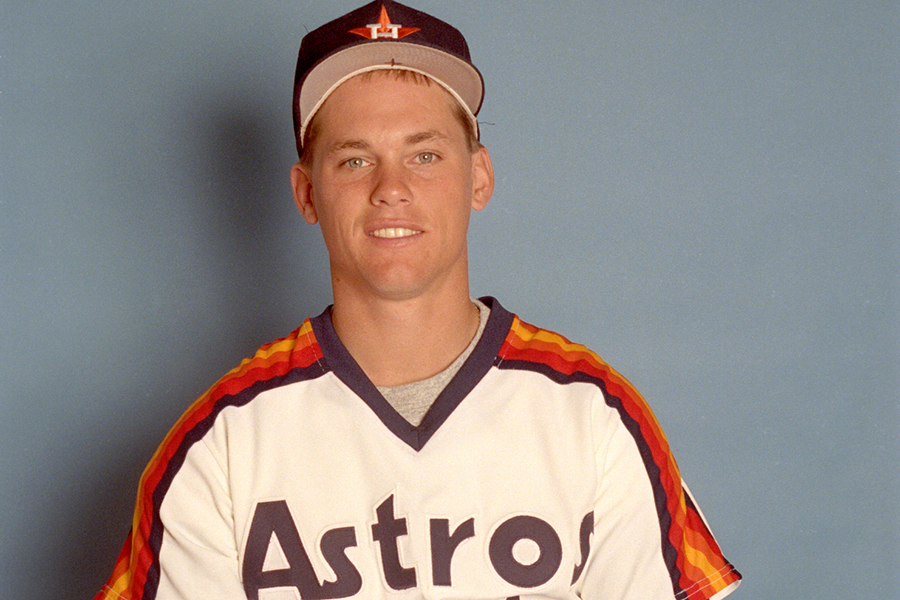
[369,227,422,239]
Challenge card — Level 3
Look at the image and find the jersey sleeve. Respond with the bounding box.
[95,436,245,600]
[494,311,741,599]
[94,323,321,600]
[577,375,741,600]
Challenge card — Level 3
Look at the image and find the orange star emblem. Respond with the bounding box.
[349,5,420,40]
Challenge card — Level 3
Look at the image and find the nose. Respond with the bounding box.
[370,161,412,206]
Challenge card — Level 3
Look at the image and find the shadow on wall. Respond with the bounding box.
[46,100,330,598]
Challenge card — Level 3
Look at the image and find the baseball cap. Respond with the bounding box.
[292,0,483,155]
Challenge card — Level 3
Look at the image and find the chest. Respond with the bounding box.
[217,370,601,598]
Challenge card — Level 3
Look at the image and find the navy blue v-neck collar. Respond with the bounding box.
[310,297,514,451]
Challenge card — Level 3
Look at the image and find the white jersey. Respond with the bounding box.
[96,298,741,600]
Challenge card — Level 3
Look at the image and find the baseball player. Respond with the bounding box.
[95,2,742,599]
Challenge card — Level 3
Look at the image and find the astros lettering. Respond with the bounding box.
[242,494,593,599]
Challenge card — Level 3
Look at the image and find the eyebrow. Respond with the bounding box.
[324,130,451,156]
[325,139,370,156]
[404,129,450,145]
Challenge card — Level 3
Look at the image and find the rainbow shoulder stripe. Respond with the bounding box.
[96,320,325,600]
[496,315,741,600]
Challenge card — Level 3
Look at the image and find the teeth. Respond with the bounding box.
[370,227,421,238]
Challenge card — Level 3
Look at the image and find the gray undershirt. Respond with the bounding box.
[377,298,490,426]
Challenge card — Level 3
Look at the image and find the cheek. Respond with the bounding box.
[309,186,341,228]
[314,204,358,255]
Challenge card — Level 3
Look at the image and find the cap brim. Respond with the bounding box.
[297,41,483,141]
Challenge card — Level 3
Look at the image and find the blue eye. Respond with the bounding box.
[346,157,366,169]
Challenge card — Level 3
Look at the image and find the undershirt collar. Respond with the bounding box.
[377,298,491,425]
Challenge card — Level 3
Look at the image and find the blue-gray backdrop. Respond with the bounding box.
[2,1,897,598]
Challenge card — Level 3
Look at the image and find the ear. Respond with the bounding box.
[290,162,319,224]
[470,145,494,212]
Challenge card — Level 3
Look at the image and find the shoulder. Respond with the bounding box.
[192,318,327,417]
[153,317,328,460]
[491,304,661,431]
[495,308,633,394]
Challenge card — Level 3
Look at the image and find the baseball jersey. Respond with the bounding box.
[96,297,741,600]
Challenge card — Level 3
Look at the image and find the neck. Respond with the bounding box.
[331,288,479,387]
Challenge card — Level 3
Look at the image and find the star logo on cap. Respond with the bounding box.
[349,4,420,40]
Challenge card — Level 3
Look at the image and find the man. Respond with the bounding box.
[96,2,741,599]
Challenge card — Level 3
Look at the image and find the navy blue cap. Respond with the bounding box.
[292,0,483,155]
